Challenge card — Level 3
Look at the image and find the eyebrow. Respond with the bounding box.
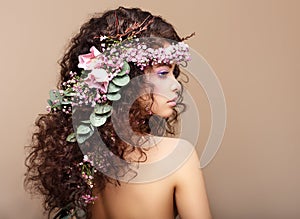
[153,63,173,68]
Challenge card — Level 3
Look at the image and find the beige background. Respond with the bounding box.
[0,0,299,218]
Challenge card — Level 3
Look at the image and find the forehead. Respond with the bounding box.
[152,63,175,69]
[144,63,176,74]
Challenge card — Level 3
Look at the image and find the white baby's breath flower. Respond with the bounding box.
[100,35,107,41]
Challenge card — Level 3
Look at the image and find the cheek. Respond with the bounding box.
[153,94,167,103]
[151,94,174,118]
[152,94,166,110]
[151,94,165,113]
[152,81,171,97]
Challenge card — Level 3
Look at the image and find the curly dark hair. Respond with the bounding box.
[24,6,188,219]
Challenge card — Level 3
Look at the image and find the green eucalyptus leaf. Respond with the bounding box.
[76,130,94,144]
[90,112,107,127]
[90,125,95,132]
[66,133,77,142]
[77,124,91,135]
[103,110,112,118]
[47,99,53,106]
[118,61,130,76]
[81,120,91,124]
[112,74,130,86]
[55,104,62,110]
[50,90,63,102]
[49,90,56,100]
[94,104,112,114]
[107,82,121,93]
[64,90,76,97]
[53,102,61,107]
[107,93,121,101]
[76,135,85,144]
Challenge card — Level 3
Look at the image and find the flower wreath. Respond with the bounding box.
[49,34,192,218]
[47,37,191,144]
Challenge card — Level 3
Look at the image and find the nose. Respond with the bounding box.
[170,78,181,93]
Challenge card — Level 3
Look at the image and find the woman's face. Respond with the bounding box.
[146,63,181,118]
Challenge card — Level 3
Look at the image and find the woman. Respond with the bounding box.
[24,6,212,219]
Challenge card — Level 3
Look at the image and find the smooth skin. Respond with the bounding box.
[91,64,212,219]
[91,137,212,219]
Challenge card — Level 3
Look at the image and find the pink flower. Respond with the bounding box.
[78,46,101,70]
[84,68,109,93]
[83,155,89,162]
[82,194,98,203]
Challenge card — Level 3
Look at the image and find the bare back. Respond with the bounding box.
[91,137,212,219]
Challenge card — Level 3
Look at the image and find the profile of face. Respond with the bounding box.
[145,63,181,118]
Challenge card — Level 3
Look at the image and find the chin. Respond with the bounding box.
[151,103,175,118]
[155,109,174,118]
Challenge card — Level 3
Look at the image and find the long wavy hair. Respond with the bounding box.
[24,6,187,219]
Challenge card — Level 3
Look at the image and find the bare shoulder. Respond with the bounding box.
[145,136,195,165]
[167,138,200,180]
[165,138,212,219]
[128,136,197,183]
[149,136,199,180]
[142,136,193,161]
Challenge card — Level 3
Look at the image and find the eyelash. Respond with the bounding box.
[157,71,170,78]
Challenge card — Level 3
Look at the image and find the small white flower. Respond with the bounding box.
[100,35,107,41]
[83,155,89,162]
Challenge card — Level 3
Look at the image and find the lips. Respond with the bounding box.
[167,96,178,103]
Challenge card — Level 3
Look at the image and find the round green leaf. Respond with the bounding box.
[47,99,53,106]
[63,90,76,97]
[76,131,94,144]
[50,90,63,101]
[112,74,130,86]
[107,93,121,101]
[66,133,76,142]
[99,110,113,120]
[49,90,56,100]
[104,110,113,118]
[94,104,112,115]
[90,112,107,127]
[77,124,92,135]
[55,104,62,110]
[118,61,130,76]
[108,82,121,93]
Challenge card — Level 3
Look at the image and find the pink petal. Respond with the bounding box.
[78,46,101,70]
[90,46,101,57]
[78,53,94,69]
